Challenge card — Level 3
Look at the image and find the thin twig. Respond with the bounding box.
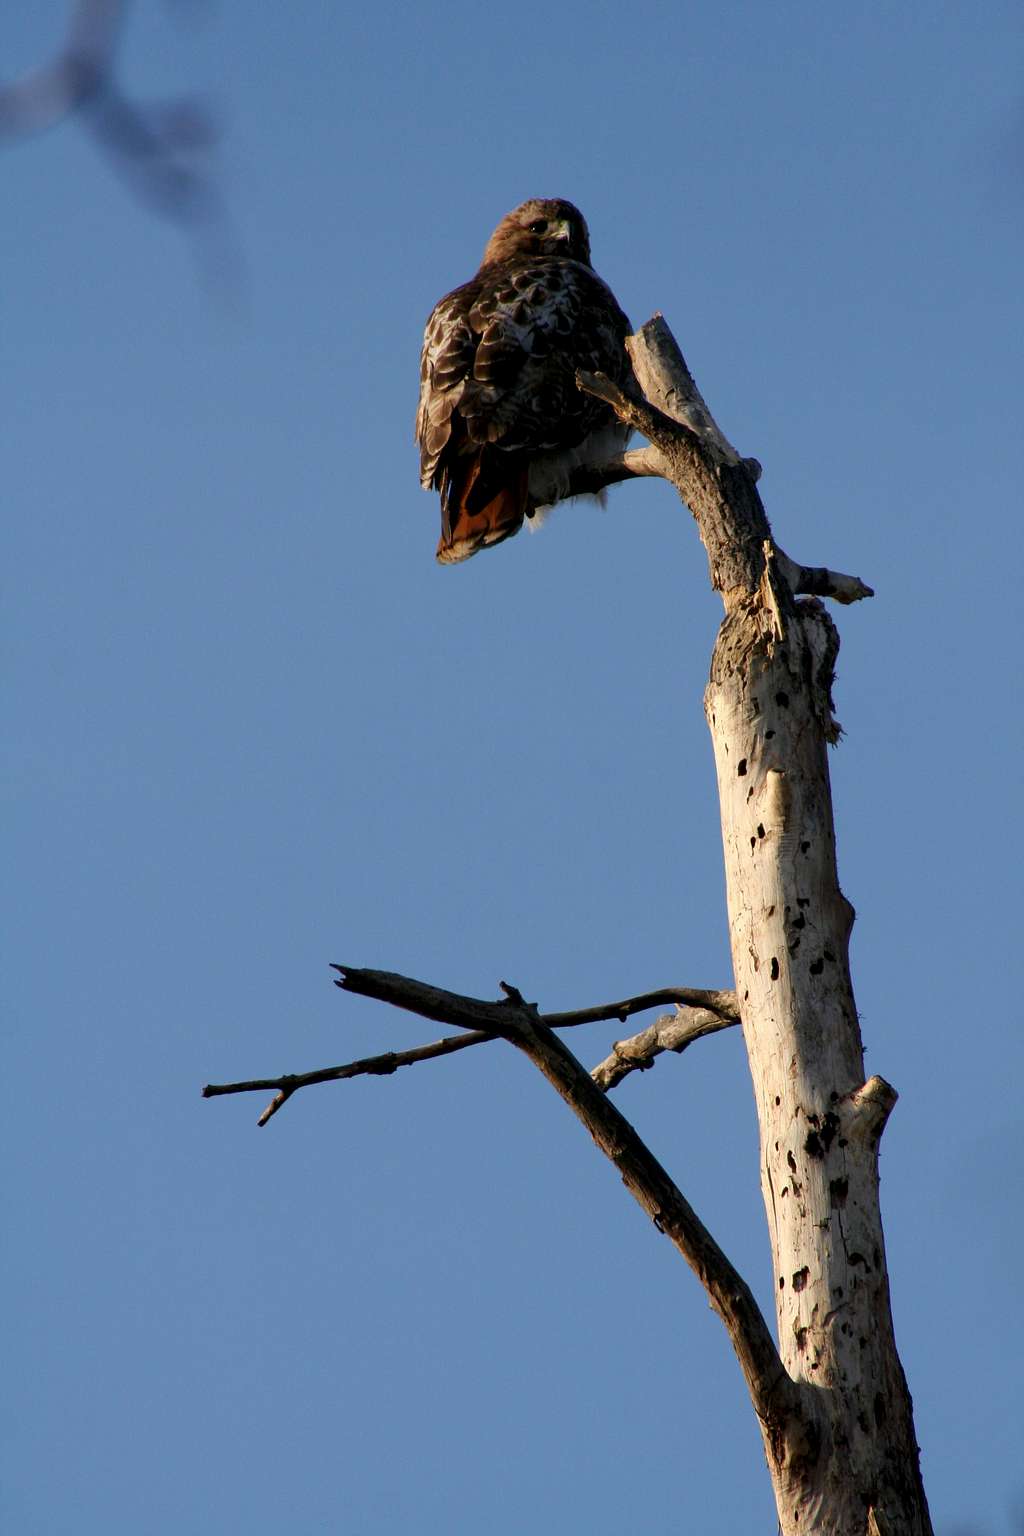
[201,978,740,1124]
[543,984,738,1029]
[202,1031,491,1127]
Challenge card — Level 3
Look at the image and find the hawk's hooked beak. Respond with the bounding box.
[551,219,571,243]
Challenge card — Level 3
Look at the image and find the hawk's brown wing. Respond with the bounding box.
[417,257,630,563]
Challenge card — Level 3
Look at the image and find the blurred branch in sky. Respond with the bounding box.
[1,1,238,282]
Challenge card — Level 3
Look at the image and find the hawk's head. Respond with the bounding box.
[481,199,592,268]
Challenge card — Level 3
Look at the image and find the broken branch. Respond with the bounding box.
[202,977,740,1125]
[325,965,793,1431]
[574,317,873,607]
[589,1005,738,1091]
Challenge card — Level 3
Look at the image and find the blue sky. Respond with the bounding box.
[4,3,1023,1531]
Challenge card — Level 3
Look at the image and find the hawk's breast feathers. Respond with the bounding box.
[416,199,632,564]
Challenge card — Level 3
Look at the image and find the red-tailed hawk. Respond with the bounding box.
[417,198,632,564]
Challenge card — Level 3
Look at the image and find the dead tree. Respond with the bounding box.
[205,316,932,1535]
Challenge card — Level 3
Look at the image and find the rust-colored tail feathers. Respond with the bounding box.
[436,456,529,565]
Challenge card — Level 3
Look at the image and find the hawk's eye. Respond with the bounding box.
[528,219,548,234]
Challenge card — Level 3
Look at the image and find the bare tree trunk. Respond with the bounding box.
[204,317,932,1536]
[616,321,933,1532]
[707,598,928,1531]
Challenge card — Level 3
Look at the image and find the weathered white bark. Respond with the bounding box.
[707,604,926,1531]
[610,319,931,1533]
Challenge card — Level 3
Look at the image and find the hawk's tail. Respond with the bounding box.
[437,457,529,565]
